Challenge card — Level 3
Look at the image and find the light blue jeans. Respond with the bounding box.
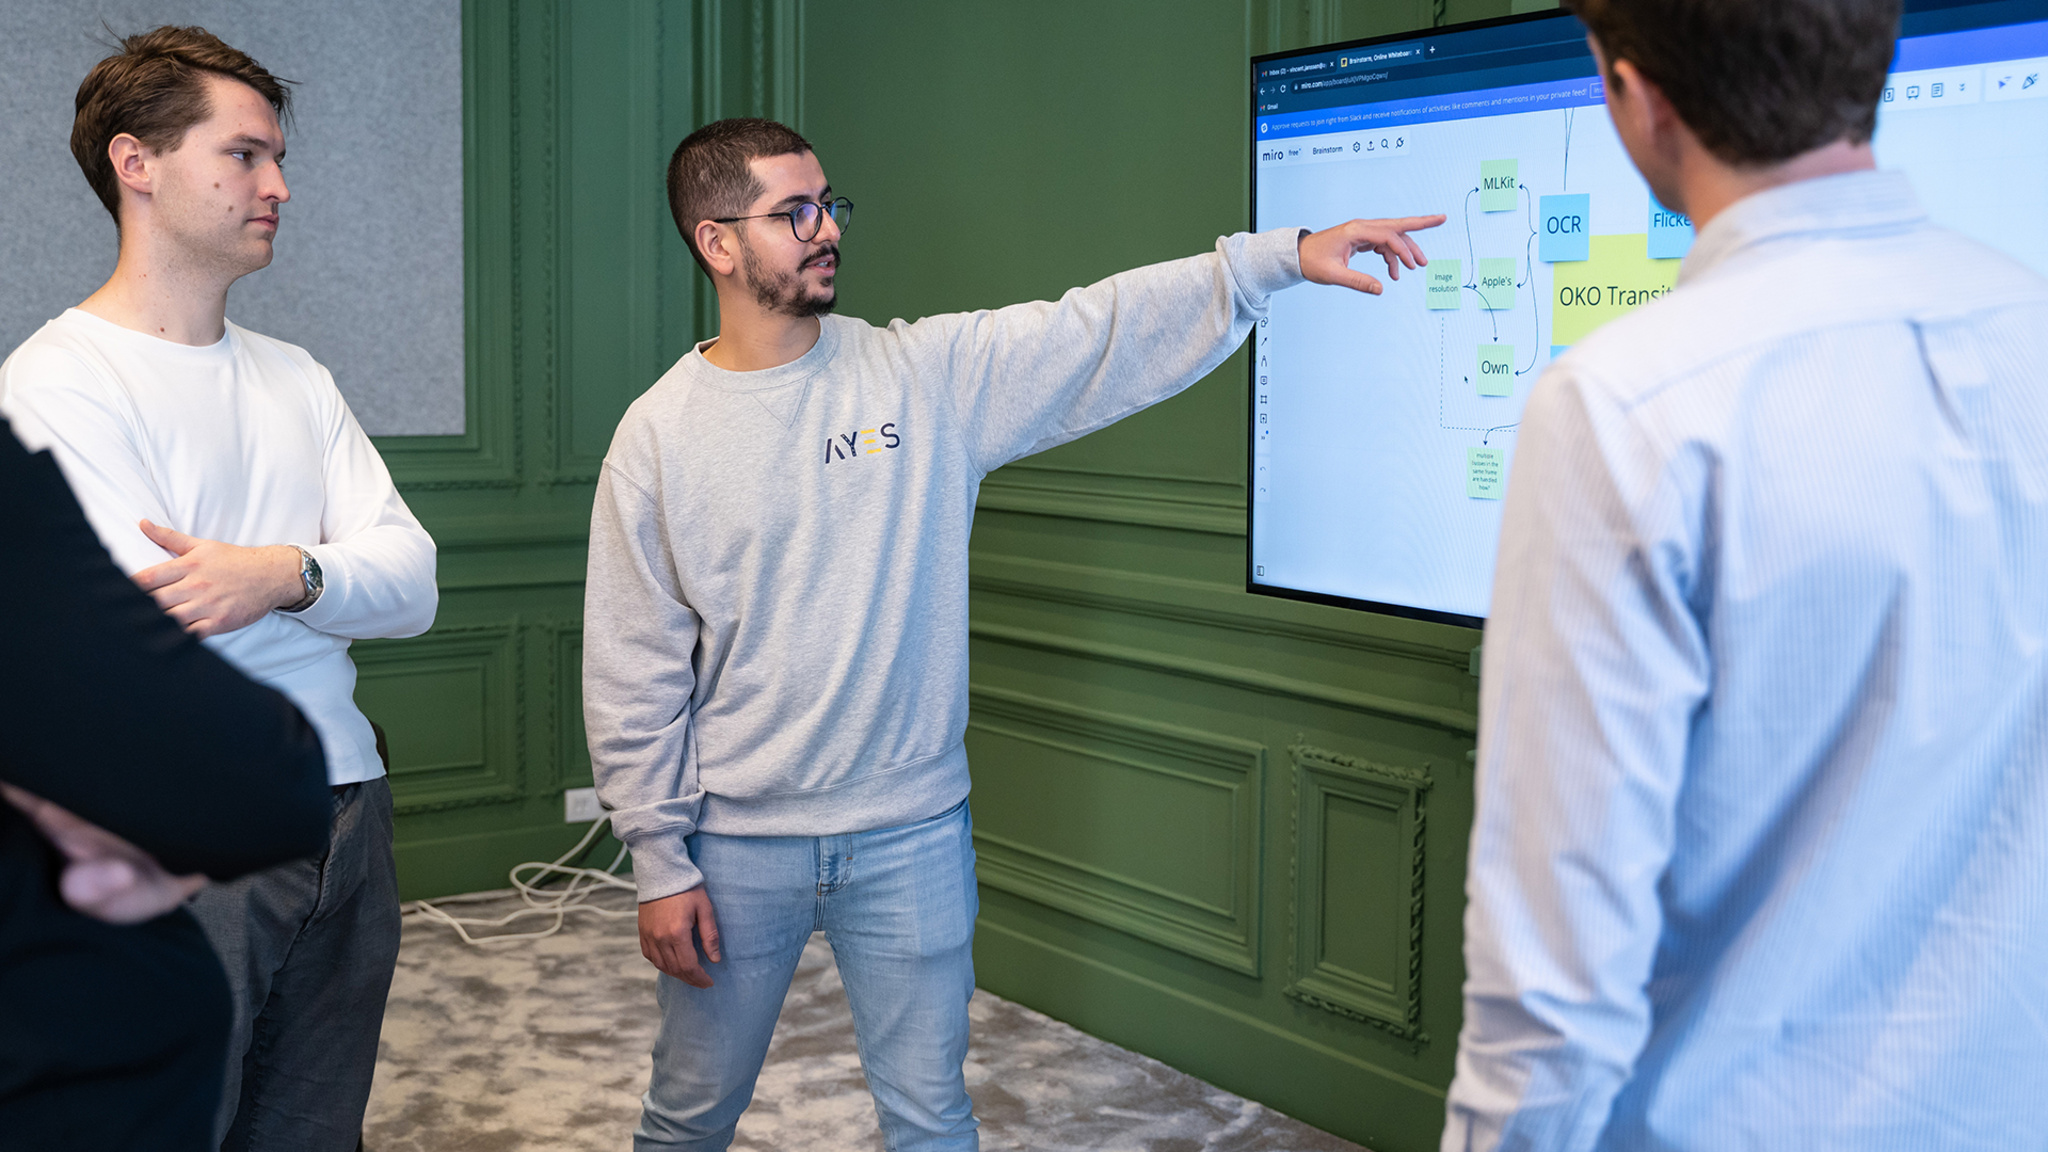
[635,799,980,1151]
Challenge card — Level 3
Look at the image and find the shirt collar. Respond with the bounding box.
[1678,169,1926,286]
[685,315,840,393]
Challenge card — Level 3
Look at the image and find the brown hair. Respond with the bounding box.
[1563,0,1899,165]
[666,118,813,275]
[71,26,293,223]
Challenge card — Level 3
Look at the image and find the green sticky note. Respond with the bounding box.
[1477,258,1516,310]
[1427,260,1462,310]
[1481,159,1519,211]
[1467,447,1506,500]
[1476,345,1515,395]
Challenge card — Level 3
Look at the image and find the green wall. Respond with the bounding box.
[368,3,1516,1149]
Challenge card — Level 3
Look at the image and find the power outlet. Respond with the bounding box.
[563,787,604,823]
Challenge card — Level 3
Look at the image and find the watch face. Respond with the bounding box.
[290,547,323,610]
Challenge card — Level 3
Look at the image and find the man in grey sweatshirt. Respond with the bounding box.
[584,116,1442,1151]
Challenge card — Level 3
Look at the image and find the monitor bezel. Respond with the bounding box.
[1241,0,2048,628]
[1243,8,1586,632]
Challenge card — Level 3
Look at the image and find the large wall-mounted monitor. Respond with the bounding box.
[1247,0,2048,628]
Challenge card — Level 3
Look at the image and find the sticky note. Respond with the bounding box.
[1427,260,1462,309]
[1551,234,1681,345]
[1481,160,1519,212]
[1477,258,1516,310]
[1467,447,1506,500]
[1648,195,1695,259]
[1551,345,1570,361]
[1539,194,1591,262]
[1477,345,1515,395]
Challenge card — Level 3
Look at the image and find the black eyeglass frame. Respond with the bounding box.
[712,197,854,242]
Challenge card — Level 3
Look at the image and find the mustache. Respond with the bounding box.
[802,243,841,269]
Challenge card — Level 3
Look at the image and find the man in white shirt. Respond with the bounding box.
[1442,1,2048,1149]
[0,27,437,1151]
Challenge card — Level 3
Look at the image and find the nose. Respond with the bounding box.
[266,162,291,207]
[816,205,842,244]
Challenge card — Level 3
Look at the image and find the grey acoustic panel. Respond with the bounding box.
[0,1,464,436]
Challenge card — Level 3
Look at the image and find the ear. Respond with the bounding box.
[1611,58,1683,138]
[694,220,740,278]
[107,133,154,201]
[1601,56,1696,216]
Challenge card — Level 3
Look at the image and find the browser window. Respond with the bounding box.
[1248,1,2048,626]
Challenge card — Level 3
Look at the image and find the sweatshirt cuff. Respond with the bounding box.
[626,837,705,902]
[1218,227,1309,306]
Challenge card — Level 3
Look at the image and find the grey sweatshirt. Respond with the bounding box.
[584,227,1304,900]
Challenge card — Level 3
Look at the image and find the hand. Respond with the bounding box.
[639,885,722,988]
[131,520,306,638]
[1298,214,1447,295]
[0,783,207,923]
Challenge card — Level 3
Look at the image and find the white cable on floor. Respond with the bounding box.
[402,815,638,946]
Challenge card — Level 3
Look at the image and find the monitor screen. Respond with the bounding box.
[1247,0,2048,628]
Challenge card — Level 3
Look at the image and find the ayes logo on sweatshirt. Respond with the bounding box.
[823,422,901,464]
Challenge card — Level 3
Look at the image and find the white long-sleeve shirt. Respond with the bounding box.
[1446,170,2048,1151]
[0,309,438,786]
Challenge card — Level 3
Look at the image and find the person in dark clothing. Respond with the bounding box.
[0,417,330,1151]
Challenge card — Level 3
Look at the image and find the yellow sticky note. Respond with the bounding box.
[1551,233,1679,345]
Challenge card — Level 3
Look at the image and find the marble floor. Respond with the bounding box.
[365,891,1368,1152]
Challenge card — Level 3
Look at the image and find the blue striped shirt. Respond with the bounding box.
[1445,170,2048,1151]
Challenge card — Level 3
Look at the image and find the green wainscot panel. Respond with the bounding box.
[967,686,1264,975]
[353,625,521,813]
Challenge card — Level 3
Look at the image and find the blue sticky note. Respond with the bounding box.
[1539,194,1590,262]
[1551,345,1570,361]
[1648,196,1694,260]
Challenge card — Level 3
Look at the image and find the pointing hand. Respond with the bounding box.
[1298,214,1447,295]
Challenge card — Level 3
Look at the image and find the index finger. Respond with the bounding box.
[694,900,722,964]
[668,940,714,988]
[0,782,48,818]
[131,560,185,593]
[1386,214,1447,232]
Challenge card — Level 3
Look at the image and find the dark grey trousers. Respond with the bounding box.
[187,776,401,1152]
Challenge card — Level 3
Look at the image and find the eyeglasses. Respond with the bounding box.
[714,197,854,242]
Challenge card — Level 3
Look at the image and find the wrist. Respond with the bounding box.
[274,546,301,608]
[276,545,323,612]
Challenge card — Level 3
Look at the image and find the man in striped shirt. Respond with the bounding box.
[1446,1,2048,1149]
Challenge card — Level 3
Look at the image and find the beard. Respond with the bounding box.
[736,234,839,318]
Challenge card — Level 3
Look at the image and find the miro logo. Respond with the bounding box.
[825,422,900,463]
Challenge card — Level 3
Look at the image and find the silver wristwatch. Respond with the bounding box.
[281,545,324,613]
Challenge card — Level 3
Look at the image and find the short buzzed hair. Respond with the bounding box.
[666,118,813,276]
[1564,0,1899,166]
[72,26,293,224]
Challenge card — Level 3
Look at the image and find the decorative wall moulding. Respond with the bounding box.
[970,552,1482,673]
[353,622,526,815]
[977,463,1247,536]
[969,619,1478,736]
[1285,741,1432,1043]
[966,685,1264,975]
